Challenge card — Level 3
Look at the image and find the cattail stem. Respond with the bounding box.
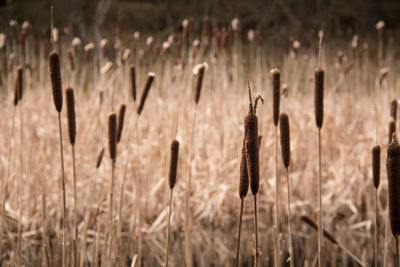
[317,128,323,267]
[72,144,78,267]
[17,101,24,267]
[286,167,294,267]
[108,161,115,265]
[253,195,259,267]
[396,236,399,267]
[274,126,280,267]
[165,189,173,267]
[235,198,244,267]
[41,195,50,267]
[375,189,378,267]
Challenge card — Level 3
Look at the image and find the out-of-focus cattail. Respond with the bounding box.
[239,139,249,199]
[130,65,136,101]
[389,119,396,144]
[108,113,117,163]
[96,148,105,169]
[314,68,324,129]
[66,88,76,146]
[372,145,381,188]
[137,72,155,115]
[68,50,75,71]
[15,66,23,101]
[300,215,338,244]
[271,69,280,126]
[116,104,126,143]
[244,112,259,195]
[391,99,397,121]
[168,140,180,189]
[194,64,206,104]
[386,133,400,237]
[49,51,63,112]
[280,113,290,168]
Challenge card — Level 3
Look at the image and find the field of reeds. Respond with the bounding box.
[0,15,399,267]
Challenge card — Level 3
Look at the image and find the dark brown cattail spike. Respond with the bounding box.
[271,69,280,126]
[116,104,126,143]
[137,72,155,115]
[239,139,249,199]
[108,113,117,163]
[386,132,400,238]
[130,65,137,101]
[15,66,23,101]
[66,88,76,146]
[168,140,180,189]
[280,113,290,168]
[391,99,398,121]
[244,112,259,195]
[314,68,324,129]
[194,64,205,104]
[372,145,381,188]
[96,148,105,169]
[300,215,338,244]
[389,119,396,144]
[49,51,63,112]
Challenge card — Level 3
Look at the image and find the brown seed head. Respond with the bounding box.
[244,112,259,195]
[15,66,23,102]
[116,104,126,143]
[168,140,180,189]
[194,64,205,104]
[130,65,136,101]
[280,113,290,168]
[49,51,63,112]
[239,139,249,199]
[314,68,324,128]
[386,134,400,237]
[65,88,76,145]
[137,72,155,115]
[108,113,117,163]
[96,148,105,169]
[391,99,397,121]
[389,119,396,144]
[271,68,280,126]
[372,145,381,188]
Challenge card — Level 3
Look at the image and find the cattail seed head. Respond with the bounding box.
[168,140,180,189]
[116,104,126,143]
[271,68,280,126]
[389,119,396,144]
[391,99,397,121]
[280,113,290,168]
[130,65,136,101]
[314,68,324,128]
[96,148,105,169]
[108,113,117,163]
[194,64,205,104]
[386,133,400,237]
[244,112,259,195]
[372,145,381,188]
[137,72,155,115]
[300,215,338,244]
[239,139,249,199]
[65,88,76,145]
[49,51,63,112]
[15,66,23,102]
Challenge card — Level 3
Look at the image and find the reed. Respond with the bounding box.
[130,65,136,101]
[137,72,155,115]
[372,145,381,266]
[389,119,396,144]
[108,112,117,264]
[96,148,105,169]
[116,104,126,143]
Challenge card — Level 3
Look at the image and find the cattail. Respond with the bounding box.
[130,65,136,101]
[300,215,338,244]
[15,66,23,102]
[137,72,155,115]
[314,68,324,128]
[65,88,76,145]
[389,119,396,144]
[68,50,75,71]
[116,104,126,143]
[168,140,180,189]
[49,51,63,112]
[386,133,400,237]
[372,145,381,188]
[244,112,259,195]
[258,135,262,148]
[239,139,249,199]
[96,148,105,169]
[194,64,205,104]
[108,113,117,163]
[391,99,397,121]
[271,69,280,126]
[280,113,290,168]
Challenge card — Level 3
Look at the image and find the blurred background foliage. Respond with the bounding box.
[0,0,400,46]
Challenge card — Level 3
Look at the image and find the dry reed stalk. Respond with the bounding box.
[17,65,24,267]
[137,72,155,115]
[41,195,50,267]
[271,68,280,267]
[130,65,136,101]
[108,112,117,265]
[280,113,294,267]
[386,133,400,267]
[117,104,126,143]
[79,213,91,267]
[372,145,381,266]
[235,139,249,267]
[165,139,179,267]
[49,51,67,267]
[66,87,78,267]
[314,66,324,267]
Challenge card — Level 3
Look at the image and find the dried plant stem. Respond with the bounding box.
[396,236,399,267]
[234,198,244,267]
[274,126,280,267]
[375,189,378,267]
[108,161,115,265]
[317,128,324,267]
[253,195,259,267]
[384,207,389,267]
[41,195,50,267]
[165,189,173,267]
[116,169,127,267]
[17,103,24,267]
[72,144,78,267]
[286,167,294,267]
